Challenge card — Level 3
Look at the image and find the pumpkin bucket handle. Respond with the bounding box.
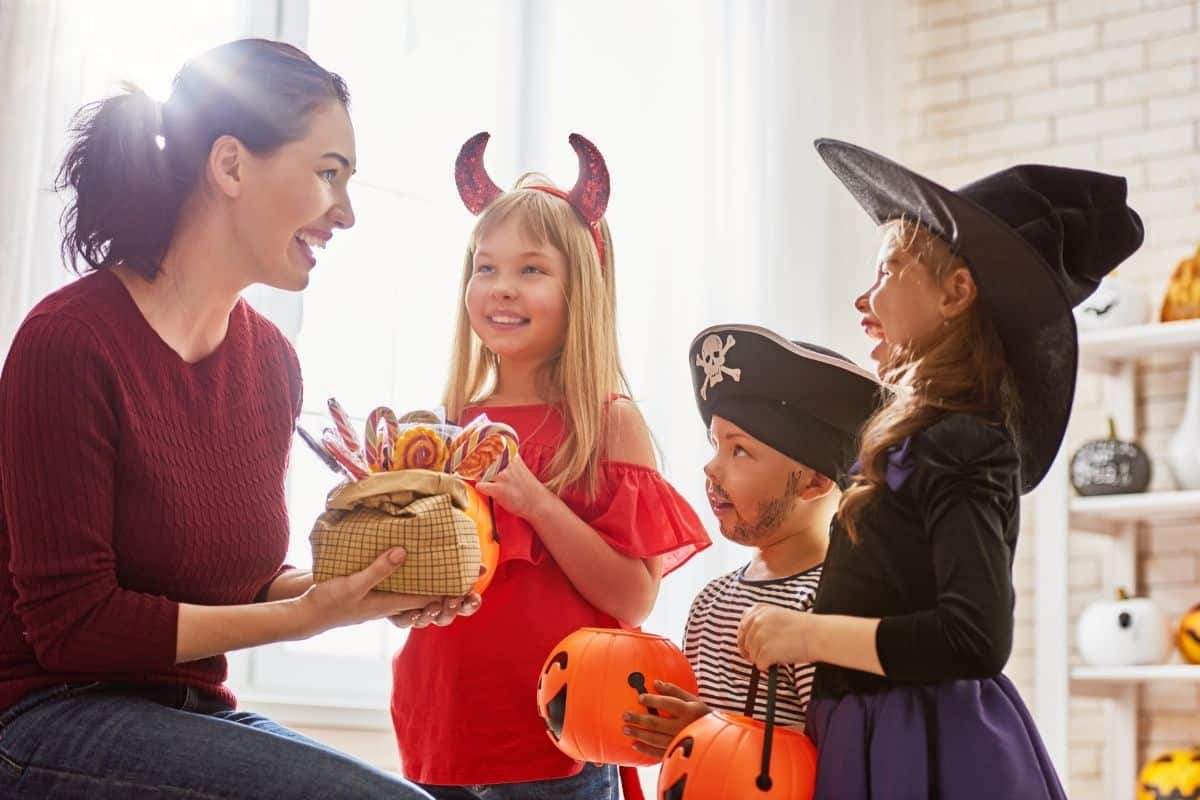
[744,665,781,792]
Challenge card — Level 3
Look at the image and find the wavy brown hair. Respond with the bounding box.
[836,219,1021,543]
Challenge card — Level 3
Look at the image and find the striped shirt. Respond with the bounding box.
[683,563,822,726]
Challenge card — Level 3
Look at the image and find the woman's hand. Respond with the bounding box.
[291,548,441,639]
[388,593,482,629]
[623,680,711,760]
[474,455,554,522]
[737,603,814,670]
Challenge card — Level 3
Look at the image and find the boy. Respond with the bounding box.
[625,324,880,757]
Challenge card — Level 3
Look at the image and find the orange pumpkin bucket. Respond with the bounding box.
[460,483,499,595]
[658,666,818,800]
[536,627,698,766]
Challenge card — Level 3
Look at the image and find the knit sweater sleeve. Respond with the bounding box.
[0,315,178,672]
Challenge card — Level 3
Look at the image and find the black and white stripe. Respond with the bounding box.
[683,564,822,727]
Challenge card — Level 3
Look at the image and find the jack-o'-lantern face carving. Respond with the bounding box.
[535,627,697,767]
[1138,747,1200,800]
[658,711,818,800]
[1179,605,1200,665]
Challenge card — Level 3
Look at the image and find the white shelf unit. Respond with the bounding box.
[1034,320,1200,800]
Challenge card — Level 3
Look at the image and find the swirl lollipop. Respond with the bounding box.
[455,432,519,481]
[392,426,450,471]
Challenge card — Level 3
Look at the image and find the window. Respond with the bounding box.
[229,0,527,705]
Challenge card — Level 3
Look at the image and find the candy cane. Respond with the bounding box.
[320,428,370,480]
[326,397,361,454]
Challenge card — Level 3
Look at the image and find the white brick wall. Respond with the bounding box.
[900,1,1200,795]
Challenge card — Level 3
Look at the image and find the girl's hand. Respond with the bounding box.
[474,454,554,521]
[623,680,711,759]
[737,603,815,670]
[292,548,441,638]
[388,593,482,629]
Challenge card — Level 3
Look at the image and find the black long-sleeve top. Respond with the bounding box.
[811,413,1020,699]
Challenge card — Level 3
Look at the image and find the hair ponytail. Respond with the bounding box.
[56,84,178,279]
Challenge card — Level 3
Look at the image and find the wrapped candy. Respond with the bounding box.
[364,406,401,471]
[320,428,371,480]
[449,420,519,481]
[326,397,361,454]
[400,409,443,425]
[392,426,450,471]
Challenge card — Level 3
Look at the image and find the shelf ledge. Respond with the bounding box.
[1068,489,1200,532]
[1078,319,1200,372]
[1071,664,1200,697]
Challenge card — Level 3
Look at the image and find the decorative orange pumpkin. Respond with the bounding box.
[1180,604,1200,665]
[1137,746,1200,800]
[1161,244,1200,322]
[461,483,499,595]
[535,627,697,766]
[657,666,818,800]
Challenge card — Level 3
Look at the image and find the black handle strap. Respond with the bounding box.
[745,665,780,792]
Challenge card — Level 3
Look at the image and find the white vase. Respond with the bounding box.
[1167,351,1200,490]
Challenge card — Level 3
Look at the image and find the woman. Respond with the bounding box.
[0,39,450,799]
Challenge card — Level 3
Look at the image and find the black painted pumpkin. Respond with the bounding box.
[1070,418,1152,496]
[1137,746,1200,800]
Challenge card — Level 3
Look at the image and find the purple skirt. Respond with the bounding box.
[806,675,1067,800]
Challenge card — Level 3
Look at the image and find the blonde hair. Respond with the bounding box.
[837,218,1021,542]
[443,172,631,497]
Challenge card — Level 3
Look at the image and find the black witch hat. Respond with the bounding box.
[815,139,1144,492]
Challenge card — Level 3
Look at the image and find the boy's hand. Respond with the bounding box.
[737,603,813,670]
[622,680,710,760]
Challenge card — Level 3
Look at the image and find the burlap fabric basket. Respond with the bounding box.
[310,469,481,595]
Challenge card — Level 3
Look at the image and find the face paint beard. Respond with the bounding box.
[722,470,805,545]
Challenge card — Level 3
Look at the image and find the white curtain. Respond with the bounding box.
[0,0,88,354]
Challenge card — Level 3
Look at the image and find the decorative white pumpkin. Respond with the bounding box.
[1076,589,1172,667]
[1074,276,1150,331]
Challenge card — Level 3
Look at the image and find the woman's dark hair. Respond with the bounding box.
[56,38,350,279]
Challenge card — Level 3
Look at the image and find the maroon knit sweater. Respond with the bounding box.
[0,269,301,713]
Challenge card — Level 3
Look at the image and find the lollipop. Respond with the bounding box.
[454,432,519,481]
[446,421,518,474]
[399,409,442,425]
[392,426,450,471]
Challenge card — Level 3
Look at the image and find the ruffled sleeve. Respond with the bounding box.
[575,462,711,575]
[874,413,1021,683]
[489,451,710,575]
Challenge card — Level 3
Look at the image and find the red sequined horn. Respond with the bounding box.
[455,131,503,214]
[566,133,610,225]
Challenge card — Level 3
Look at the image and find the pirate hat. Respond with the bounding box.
[815,139,1144,492]
[691,324,883,481]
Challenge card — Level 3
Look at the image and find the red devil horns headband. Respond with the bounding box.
[454,131,611,267]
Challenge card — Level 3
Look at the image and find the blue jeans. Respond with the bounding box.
[0,682,433,799]
[417,764,619,799]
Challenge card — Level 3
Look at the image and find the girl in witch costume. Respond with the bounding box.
[736,139,1144,799]
[389,133,711,800]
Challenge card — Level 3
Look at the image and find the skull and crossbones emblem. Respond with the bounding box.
[696,334,741,400]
